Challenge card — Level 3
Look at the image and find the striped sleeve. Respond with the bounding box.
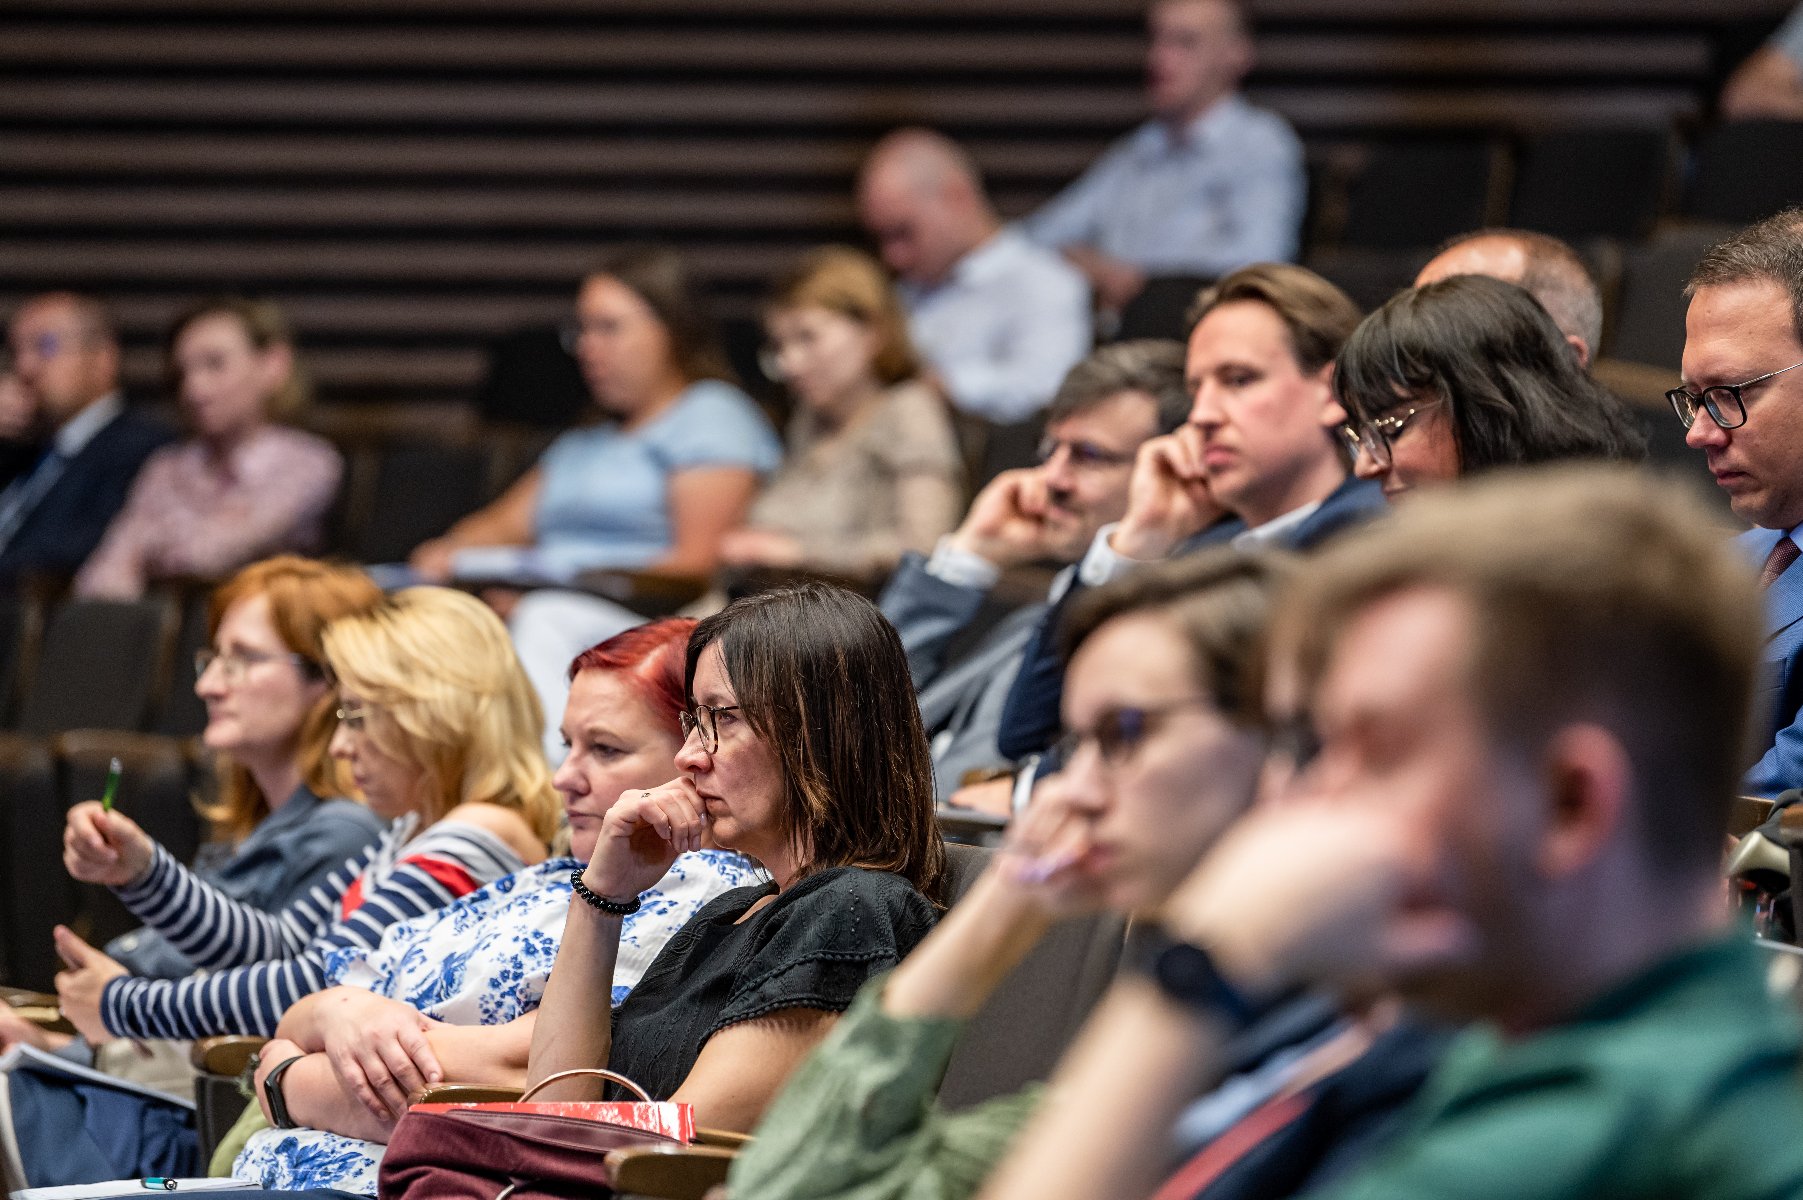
[100,821,524,1040]
[113,837,381,970]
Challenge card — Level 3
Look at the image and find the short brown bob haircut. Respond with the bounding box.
[1280,465,1761,879]
[685,581,947,904]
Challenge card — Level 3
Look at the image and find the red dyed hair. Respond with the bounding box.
[567,618,697,736]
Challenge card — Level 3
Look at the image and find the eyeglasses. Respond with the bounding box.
[1053,697,1217,770]
[1340,399,1443,470]
[1035,436,1135,472]
[335,702,371,733]
[679,703,741,754]
[1266,712,1322,775]
[1667,360,1803,431]
[195,647,310,684]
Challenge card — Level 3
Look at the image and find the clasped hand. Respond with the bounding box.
[581,778,708,903]
[309,987,447,1122]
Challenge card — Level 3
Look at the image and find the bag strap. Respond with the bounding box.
[518,1067,652,1103]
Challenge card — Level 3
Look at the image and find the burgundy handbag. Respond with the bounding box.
[377,1068,694,1200]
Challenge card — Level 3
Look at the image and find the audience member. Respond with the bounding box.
[881,340,1188,808]
[0,558,386,1066]
[519,583,944,1136]
[54,588,556,1047]
[0,292,174,583]
[221,621,760,1195]
[1675,212,1803,796]
[1336,275,1645,500]
[858,129,1092,424]
[1721,3,1803,119]
[995,265,1382,767]
[75,298,342,600]
[733,551,1439,1200]
[720,246,964,580]
[1023,0,1305,312]
[406,246,779,586]
[980,466,1803,1200]
[1413,228,1603,367]
[0,370,40,489]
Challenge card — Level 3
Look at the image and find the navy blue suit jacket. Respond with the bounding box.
[1743,525,1803,797]
[996,476,1388,762]
[0,408,175,583]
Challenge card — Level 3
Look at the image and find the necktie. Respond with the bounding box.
[1761,536,1802,590]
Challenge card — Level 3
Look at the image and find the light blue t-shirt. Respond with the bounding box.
[1772,3,1803,68]
[452,379,780,584]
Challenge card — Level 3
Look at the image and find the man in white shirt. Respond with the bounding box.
[858,129,1093,425]
[1024,0,1305,313]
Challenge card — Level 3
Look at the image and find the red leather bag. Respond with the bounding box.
[378,1068,693,1200]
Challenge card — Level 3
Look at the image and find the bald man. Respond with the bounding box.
[1023,0,1304,311]
[1415,229,1603,367]
[859,129,1092,424]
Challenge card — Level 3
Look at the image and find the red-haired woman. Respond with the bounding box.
[224,619,760,1195]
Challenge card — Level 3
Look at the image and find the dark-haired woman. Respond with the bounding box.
[407,246,781,585]
[1334,274,1644,500]
[523,582,946,1134]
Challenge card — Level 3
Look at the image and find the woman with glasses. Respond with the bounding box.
[521,582,946,1135]
[717,246,964,581]
[51,587,557,1069]
[1,557,385,1064]
[1333,274,1643,500]
[405,246,780,587]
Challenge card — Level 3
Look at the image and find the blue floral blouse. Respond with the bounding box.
[233,849,760,1195]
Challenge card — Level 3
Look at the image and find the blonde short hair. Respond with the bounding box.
[767,245,921,386]
[323,587,559,843]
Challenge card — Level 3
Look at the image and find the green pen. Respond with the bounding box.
[100,755,122,812]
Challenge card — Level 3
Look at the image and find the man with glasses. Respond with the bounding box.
[878,341,1189,809]
[0,293,172,583]
[996,264,1385,766]
[1677,212,1803,796]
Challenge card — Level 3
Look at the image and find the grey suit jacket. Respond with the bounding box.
[879,553,1058,801]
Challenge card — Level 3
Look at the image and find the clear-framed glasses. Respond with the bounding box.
[1035,435,1135,472]
[679,703,741,754]
[335,702,372,733]
[1341,399,1444,470]
[195,647,310,684]
[1052,697,1217,770]
[1667,360,1803,431]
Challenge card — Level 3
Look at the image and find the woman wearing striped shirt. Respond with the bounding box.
[54,586,558,1045]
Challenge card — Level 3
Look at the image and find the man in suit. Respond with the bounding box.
[996,264,1387,765]
[879,340,1189,807]
[2,293,173,583]
[1676,212,1803,796]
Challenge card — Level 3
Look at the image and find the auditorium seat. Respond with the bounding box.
[1682,120,1803,227]
[1603,224,1736,372]
[1337,139,1503,251]
[16,597,179,736]
[1507,126,1674,241]
[0,734,73,990]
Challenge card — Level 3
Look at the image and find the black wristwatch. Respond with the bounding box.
[1130,924,1260,1030]
[259,1052,307,1130]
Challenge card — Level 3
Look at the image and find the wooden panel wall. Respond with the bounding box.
[0,0,1791,404]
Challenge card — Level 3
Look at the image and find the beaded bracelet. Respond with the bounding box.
[570,867,642,915]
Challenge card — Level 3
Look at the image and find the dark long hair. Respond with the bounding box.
[589,245,735,386]
[686,582,946,904]
[1334,274,1644,474]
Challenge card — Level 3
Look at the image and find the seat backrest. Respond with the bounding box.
[1340,139,1500,251]
[1602,224,1733,371]
[1507,126,1672,241]
[1116,274,1215,342]
[934,843,1129,1110]
[154,587,212,738]
[17,596,177,735]
[349,440,494,564]
[1683,119,1803,227]
[0,733,75,990]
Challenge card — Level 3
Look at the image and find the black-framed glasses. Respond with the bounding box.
[1035,435,1135,472]
[679,703,741,753]
[1340,399,1443,470]
[1053,697,1217,769]
[1667,360,1803,431]
[195,647,310,684]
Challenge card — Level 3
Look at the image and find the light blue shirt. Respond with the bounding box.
[1023,94,1306,277]
[451,379,781,584]
[1771,3,1803,68]
[900,228,1092,424]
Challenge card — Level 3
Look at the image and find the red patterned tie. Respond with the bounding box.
[1761,536,1801,590]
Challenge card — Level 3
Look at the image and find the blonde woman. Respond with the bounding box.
[721,246,965,579]
[76,297,342,600]
[53,587,556,1047]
